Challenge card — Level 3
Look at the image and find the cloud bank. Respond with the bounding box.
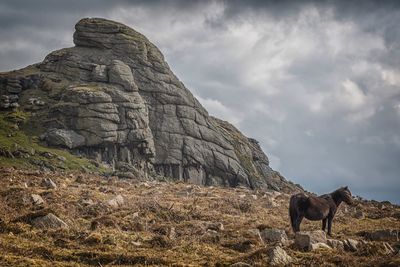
[1,0,399,203]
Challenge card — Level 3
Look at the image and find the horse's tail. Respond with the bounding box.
[289,193,308,233]
[289,194,299,233]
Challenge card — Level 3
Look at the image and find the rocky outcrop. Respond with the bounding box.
[0,18,302,192]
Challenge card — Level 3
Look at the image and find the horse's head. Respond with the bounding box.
[339,186,353,205]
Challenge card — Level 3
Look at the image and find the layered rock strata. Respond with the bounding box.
[0,18,300,192]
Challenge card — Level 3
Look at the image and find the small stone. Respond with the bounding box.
[310,242,332,250]
[31,194,45,205]
[57,155,66,162]
[31,213,69,229]
[81,199,95,206]
[206,222,224,231]
[267,246,293,266]
[354,209,364,219]
[41,178,57,189]
[106,194,124,208]
[229,262,252,267]
[201,229,219,243]
[131,241,142,247]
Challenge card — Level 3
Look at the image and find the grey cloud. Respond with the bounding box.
[0,0,399,203]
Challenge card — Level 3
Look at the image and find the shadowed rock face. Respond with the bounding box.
[0,18,300,192]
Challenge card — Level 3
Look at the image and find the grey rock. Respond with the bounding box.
[267,246,293,266]
[354,209,364,219]
[310,242,332,250]
[205,222,224,232]
[31,213,69,229]
[229,262,252,267]
[31,194,45,205]
[367,229,399,241]
[295,230,327,251]
[260,228,289,245]
[109,60,138,92]
[106,194,124,208]
[327,239,345,250]
[42,178,57,189]
[343,238,359,252]
[44,129,85,149]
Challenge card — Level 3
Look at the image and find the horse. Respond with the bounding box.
[289,186,353,236]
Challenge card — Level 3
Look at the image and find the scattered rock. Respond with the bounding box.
[205,222,224,231]
[31,213,68,229]
[201,229,219,243]
[106,194,124,208]
[327,239,345,250]
[80,199,95,206]
[260,228,289,245]
[295,230,327,251]
[343,239,359,252]
[263,197,279,208]
[354,209,364,219]
[41,178,57,189]
[267,246,293,266]
[223,240,253,252]
[31,194,45,206]
[229,262,252,267]
[367,229,399,242]
[310,242,332,250]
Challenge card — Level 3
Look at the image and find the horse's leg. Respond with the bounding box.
[327,216,333,236]
[295,215,304,232]
[322,218,327,231]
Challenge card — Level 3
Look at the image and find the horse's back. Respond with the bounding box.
[290,193,308,210]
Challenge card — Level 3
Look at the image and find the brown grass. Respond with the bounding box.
[0,167,399,266]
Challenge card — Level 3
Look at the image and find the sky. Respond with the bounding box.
[1,0,399,203]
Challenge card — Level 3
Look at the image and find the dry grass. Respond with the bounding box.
[0,167,399,266]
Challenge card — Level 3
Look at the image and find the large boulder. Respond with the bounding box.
[295,230,327,251]
[43,129,85,149]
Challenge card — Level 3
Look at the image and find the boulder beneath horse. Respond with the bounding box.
[295,230,327,251]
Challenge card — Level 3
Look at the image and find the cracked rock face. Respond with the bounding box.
[0,18,300,192]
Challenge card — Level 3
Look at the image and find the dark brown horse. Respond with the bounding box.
[289,186,353,236]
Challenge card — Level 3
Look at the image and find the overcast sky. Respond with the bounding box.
[1,0,399,203]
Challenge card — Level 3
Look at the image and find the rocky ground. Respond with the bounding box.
[0,167,399,266]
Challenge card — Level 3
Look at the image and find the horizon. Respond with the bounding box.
[0,0,399,203]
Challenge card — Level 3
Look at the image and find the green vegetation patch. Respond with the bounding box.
[0,109,107,173]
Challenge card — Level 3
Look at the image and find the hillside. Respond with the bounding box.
[0,167,399,266]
